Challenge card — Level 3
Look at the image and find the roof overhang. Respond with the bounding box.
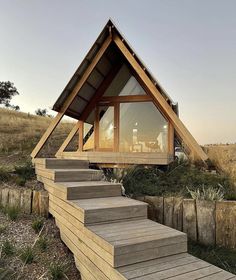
[52,19,179,120]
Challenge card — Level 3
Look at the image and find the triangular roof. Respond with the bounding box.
[32,19,208,161]
[53,19,178,119]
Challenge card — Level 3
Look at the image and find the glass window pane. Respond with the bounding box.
[104,64,146,97]
[99,106,114,149]
[119,76,146,96]
[119,102,168,153]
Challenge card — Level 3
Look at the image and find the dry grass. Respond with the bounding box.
[0,108,74,166]
[205,144,236,181]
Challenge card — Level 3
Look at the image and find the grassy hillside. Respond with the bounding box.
[0,108,74,169]
[0,107,235,182]
[205,144,236,180]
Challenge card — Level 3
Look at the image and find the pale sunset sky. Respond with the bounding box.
[0,0,236,144]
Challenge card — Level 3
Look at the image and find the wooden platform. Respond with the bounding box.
[33,158,236,280]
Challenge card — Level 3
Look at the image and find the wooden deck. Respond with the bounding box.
[33,158,236,280]
[56,151,173,166]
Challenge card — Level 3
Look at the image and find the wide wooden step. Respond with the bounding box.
[33,158,89,169]
[34,158,236,279]
[88,219,187,267]
[40,177,122,200]
[36,168,103,182]
[51,201,185,268]
[64,181,122,199]
[68,196,147,225]
[59,221,235,280]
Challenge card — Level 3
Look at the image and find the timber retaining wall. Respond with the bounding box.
[136,196,236,249]
[0,187,49,217]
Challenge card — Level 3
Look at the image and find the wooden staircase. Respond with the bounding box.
[34,158,236,280]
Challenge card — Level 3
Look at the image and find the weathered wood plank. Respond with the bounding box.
[39,191,49,218]
[173,197,183,231]
[144,196,164,223]
[8,189,21,208]
[20,189,32,214]
[56,220,125,280]
[216,201,236,249]
[1,188,9,207]
[163,197,174,227]
[183,199,197,241]
[121,255,198,279]
[32,190,40,214]
[196,200,216,246]
[56,151,171,165]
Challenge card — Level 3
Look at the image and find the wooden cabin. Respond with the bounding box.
[31,20,208,166]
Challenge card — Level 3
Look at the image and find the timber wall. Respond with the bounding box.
[136,196,236,249]
[0,187,49,217]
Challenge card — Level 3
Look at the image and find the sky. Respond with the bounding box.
[0,0,236,145]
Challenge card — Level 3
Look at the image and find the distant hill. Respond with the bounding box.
[0,108,74,169]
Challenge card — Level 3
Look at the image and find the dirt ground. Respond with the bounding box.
[0,211,81,280]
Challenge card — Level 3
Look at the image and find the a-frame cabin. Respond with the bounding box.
[31,20,208,165]
[31,21,236,280]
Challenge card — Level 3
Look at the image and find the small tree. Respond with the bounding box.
[0,81,20,108]
[35,108,48,116]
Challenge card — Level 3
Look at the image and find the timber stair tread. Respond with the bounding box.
[88,218,186,257]
[35,167,103,182]
[117,253,235,279]
[33,158,89,169]
[68,196,148,225]
[40,178,122,199]
[70,196,147,210]
[58,180,122,199]
[34,158,235,279]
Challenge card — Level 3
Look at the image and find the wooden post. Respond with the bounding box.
[39,191,49,218]
[168,122,175,157]
[8,189,21,208]
[32,190,40,214]
[144,196,164,223]
[20,189,32,214]
[183,199,197,241]
[216,201,236,249]
[173,197,183,231]
[78,121,84,152]
[163,197,174,227]
[196,200,216,246]
[1,188,9,207]
[55,121,81,157]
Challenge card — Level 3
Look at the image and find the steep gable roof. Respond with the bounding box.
[32,19,207,161]
[52,19,179,119]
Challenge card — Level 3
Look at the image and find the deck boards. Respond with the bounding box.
[34,158,235,279]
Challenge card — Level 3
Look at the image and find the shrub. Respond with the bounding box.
[5,206,20,221]
[37,236,47,251]
[20,246,35,264]
[119,160,234,198]
[189,240,236,275]
[187,185,224,201]
[14,161,35,181]
[49,262,69,280]
[0,224,7,234]
[14,176,26,186]
[2,240,15,256]
[32,218,44,233]
[0,167,10,182]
